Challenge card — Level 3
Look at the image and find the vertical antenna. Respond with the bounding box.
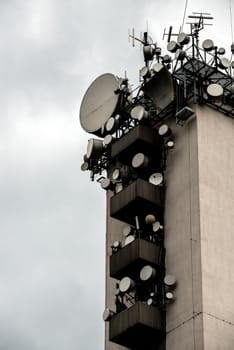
[168,26,173,42]
[181,0,189,31]
[132,28,135,47]
[140,31,143,52]
[229,0,234,44]
[128,28,135,47]
[135,216,140,231]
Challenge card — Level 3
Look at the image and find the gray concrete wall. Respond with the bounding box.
[165,105,234,349]
[197,106,234,349]
[164,113,203,349]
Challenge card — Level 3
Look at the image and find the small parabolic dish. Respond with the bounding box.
[101,178,112,190]
[86,138,103,159]
[152,221,161,232]
[79,73,122,136]
[132,153,149,168]
[152,63,163,73]
[202,39,214,51]
[177,32,190,45]
[81,162,89,171]
[105,117,116,133]
[131,105,148,121]
[119,276,135,293]
[158,124,171,137]
[218,47,225,55]
[207,83,223,100]
[164,274,176,288]
[103,134,113,146]
[103,308,114,321]
[112,240,121,249]
[115,182,123,193]
[147,298,154,306]
[149,173,163,186]
[112,168,121,181]
[167,41,178,53]
[140,66,149,78]
[165,292,174,301]
[122,224,132,237]
[145,214,156,224]
[167,140,174,149]
[124,235,135,246]
[140,265,156,281]
[219,57,231,69]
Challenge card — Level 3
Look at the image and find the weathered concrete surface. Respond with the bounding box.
[165,105,234,349]
[198,106,234,349]
[166,314,203,350]
[164,112,202,349]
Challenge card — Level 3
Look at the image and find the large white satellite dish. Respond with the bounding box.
[79,73,122,136]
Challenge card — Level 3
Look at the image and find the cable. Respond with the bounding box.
[181,0,189,32]
[230,0,234,43]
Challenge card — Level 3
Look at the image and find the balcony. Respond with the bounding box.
[111,125,162,164]
[110,238,162,280]
[109,302,165,349]
[110,178,164,225]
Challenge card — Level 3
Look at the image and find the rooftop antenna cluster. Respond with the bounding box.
[80,13,233,181]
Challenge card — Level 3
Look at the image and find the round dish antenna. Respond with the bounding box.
[217,47,225,55]
[124,235,135,246]
[219,57,231,69]
[100,178,114,191]
[81,162,89,171]
[151,63,164,73]
[103,308,115,321]
[140,66,150,78]
[119,277,135,293]
[79,73,122,136]
[131,105,148,121]
[152,221,163,232]
[112,168,121,181]
[115,182,123,193]
[158,124,172,137]
[145,214,156,224]
[132,153,149,168]
[164,274,177,288]
[177,32,190,45]
[165,292,174,302]
[122,224,133,237]
[86,138,104,159]
[167,41,179,53]
[103,134,114,146]
[202,39,214,51]
[207,83,223,100]
[149,173,163,186]
[140,265,156,281]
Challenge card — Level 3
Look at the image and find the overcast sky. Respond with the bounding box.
[0,1,232,349]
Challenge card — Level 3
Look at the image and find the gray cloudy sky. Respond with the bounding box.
[0,1,232,349]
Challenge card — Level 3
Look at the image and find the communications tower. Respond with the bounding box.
[79,13,234,349]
